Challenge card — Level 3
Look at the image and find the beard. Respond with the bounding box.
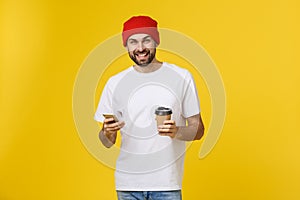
[129,48,156,67]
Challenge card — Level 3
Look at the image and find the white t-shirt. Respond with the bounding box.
[94,62,200,191]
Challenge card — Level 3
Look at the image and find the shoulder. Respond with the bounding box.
[163,62,192,79]
[106,67,133,87]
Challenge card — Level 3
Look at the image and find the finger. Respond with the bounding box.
[106,121,125,131]
[158,128,172,133]
[112,121,125,130]
[105,125,118,130]
[163,120,175,125]
[104,121,119,128]
[104,117,114,122]
[160,124,178,131]
[104,118,115,124]
[158,127,178,135]
[158,124,175,129]
[103,123,112,129]
[106,125,120,131]
[119,121,125,128]
[160,124,173,129]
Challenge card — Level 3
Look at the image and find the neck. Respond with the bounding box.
[133,59,163,73]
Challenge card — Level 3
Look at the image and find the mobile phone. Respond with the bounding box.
[103,113,119,122]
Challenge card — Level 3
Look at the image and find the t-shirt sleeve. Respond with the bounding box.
[94,80,113,122]
[182,71,200,118]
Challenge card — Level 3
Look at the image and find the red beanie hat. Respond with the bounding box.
[122,16,160,47]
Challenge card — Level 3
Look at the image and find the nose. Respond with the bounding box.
[136,41,144,52]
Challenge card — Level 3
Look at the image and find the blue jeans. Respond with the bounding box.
[117,190,182,200]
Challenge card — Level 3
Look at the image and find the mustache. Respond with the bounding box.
[133,49,150,55]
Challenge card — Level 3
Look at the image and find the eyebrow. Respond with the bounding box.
[128,36,151,41]
[142,36,151,40]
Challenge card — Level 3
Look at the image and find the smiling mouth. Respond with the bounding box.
[135,51,149,59]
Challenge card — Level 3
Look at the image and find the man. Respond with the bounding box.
[94,15,205,200]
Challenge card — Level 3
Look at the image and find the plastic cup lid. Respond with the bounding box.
[155,106,172,115]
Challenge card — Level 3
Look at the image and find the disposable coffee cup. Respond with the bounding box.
[155,107,172,126]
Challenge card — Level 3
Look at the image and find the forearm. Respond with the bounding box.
[175,123,204,141]
[98,129,116,148]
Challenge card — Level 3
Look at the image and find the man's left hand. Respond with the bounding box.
[158,120,178,138]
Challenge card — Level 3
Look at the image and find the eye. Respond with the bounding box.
[143,39,151,43]
[129,40,137,45]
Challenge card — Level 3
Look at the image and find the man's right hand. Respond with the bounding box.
[103,117,125,135]
[100,118,125,147]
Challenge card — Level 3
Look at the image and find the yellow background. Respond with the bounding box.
[1,0,299,199]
